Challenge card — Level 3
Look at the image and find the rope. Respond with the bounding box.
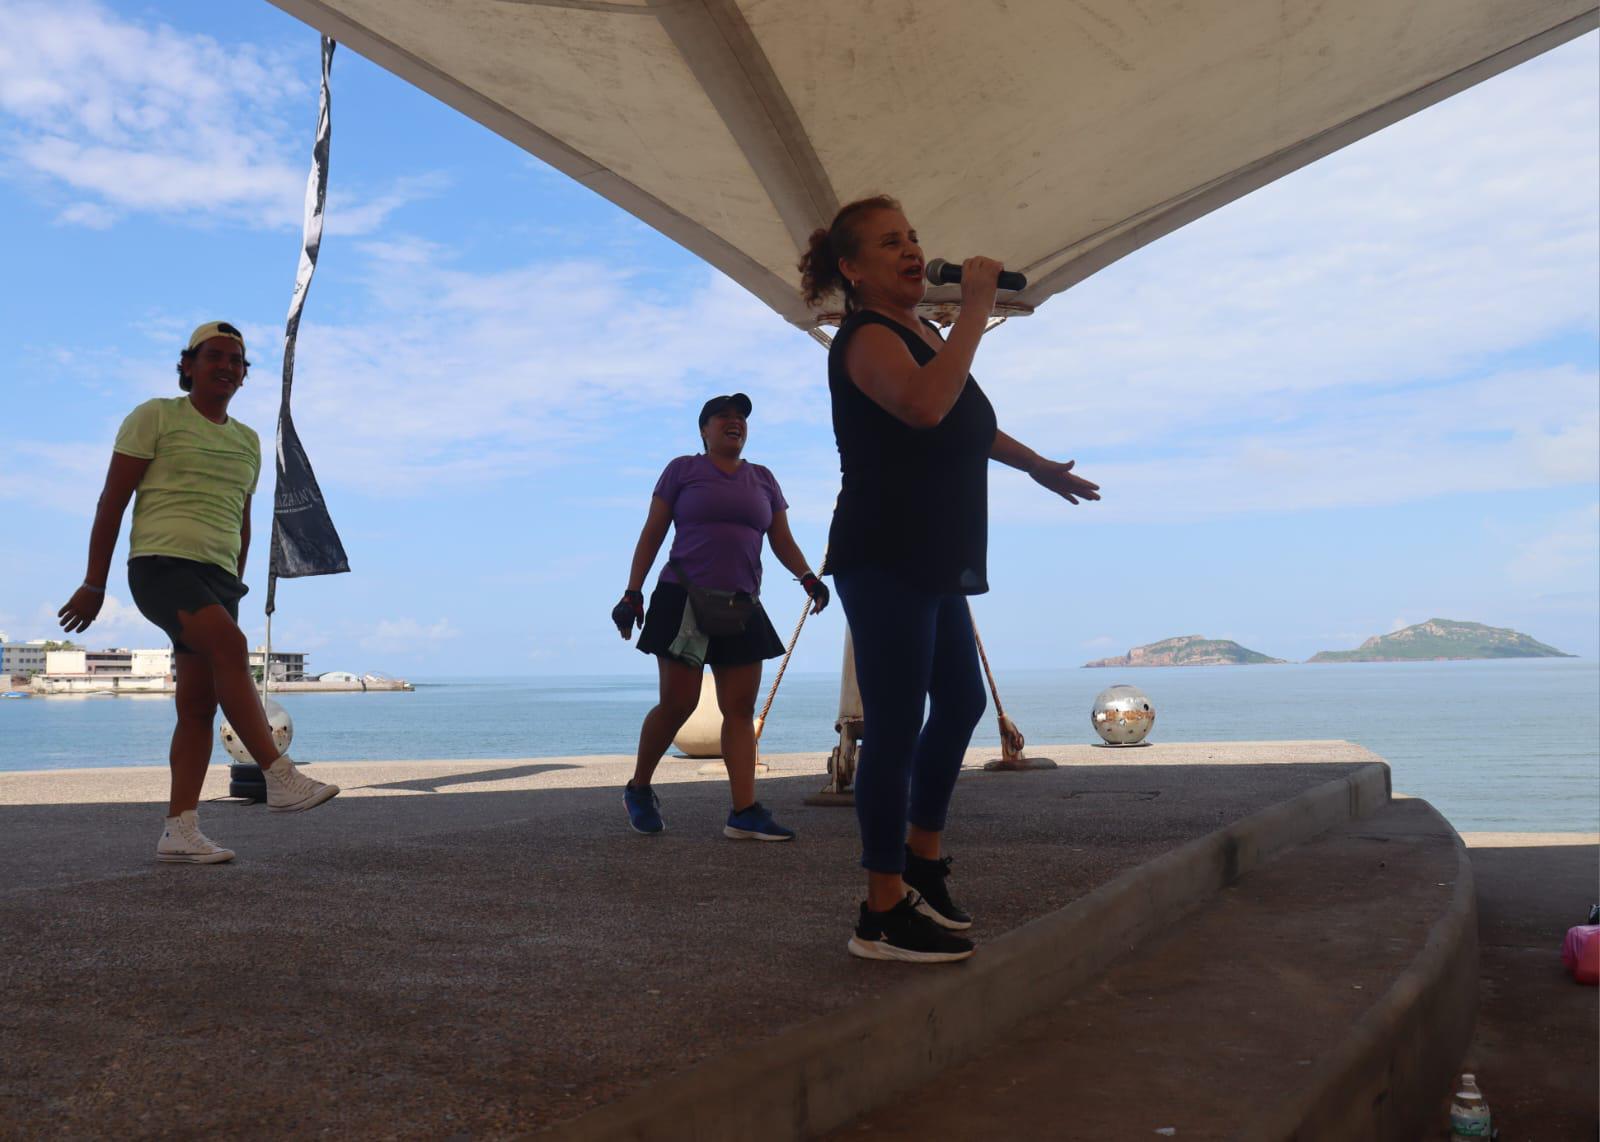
[968,604,1007,719]
[970,605,1028,759]
[754,597,812,741]
[753,511,832,743]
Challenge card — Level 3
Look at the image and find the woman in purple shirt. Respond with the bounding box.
[612,393,828,840]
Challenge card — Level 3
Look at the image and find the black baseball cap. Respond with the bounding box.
[698,392,752,427]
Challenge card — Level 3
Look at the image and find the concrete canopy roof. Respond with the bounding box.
[267,0,1597,329]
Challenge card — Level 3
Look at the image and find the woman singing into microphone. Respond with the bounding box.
[800,196,1100,963]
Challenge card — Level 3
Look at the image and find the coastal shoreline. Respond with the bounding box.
[13,677,413,697]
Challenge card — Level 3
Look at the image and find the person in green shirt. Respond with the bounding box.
[57,321,338,864]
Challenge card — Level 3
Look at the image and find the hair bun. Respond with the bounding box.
[797,195,902,313]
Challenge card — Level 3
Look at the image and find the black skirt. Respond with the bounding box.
[636,580,785,666]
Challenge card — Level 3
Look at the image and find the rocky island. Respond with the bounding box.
[1308,618,1572,662]
[1084,635,1286,668]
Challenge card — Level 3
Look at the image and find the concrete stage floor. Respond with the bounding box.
[0,742,1587,1138]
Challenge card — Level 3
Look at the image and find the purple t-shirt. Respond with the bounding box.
[654,454,787,595]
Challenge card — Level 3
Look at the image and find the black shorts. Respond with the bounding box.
[127,556,248,654]
[636,580,785,666]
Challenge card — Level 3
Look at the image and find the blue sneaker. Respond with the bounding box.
[723,801,795,842]
[623,782,664,834]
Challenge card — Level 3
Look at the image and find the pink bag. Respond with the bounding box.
[1560,925,1599,985]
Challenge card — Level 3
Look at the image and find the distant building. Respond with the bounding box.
[20,640,313,693]
[132,649,172,676]
[43,649,85,675]
[1,640,50,677]
[42,647,174,677]
[29,645,173,694]
[250,647,309,682]
[29,645,306,681]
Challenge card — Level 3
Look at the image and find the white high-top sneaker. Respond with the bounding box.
[156,810,236,864]
[263,754,340,812]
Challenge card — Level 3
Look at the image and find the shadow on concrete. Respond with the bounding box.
[0,759,1373,1138]
[356,762,582,793]
[1060,787,1162,801]
[1443,840,1599,1140]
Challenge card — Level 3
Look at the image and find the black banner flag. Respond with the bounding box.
[268,36,348,613]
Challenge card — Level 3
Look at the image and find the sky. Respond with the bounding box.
[0,1,1595,680]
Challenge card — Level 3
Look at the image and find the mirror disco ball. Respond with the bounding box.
[1091,684,1155,746]
[220,697,294,764]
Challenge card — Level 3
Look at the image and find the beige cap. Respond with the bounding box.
[186,320,246,353]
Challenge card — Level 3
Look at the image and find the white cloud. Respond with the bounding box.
[27,593,155,649]
[216,256,826,495]
[0,441,112,514]
[55,201,117,229]
[326,173,454,239]
[0,0,439,232]
[359,617,460,653]
[1505,503,1600,588]
[987,364,1599,522]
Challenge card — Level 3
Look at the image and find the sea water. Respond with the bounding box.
[2,658,1595,833]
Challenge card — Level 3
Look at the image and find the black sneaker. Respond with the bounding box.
[903,848,973,930]
[847,893,976,963]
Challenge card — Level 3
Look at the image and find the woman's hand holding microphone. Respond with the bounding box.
[957,256,1004,318]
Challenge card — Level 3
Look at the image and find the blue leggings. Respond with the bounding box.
[834,566,988,873]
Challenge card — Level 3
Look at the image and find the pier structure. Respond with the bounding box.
[3,742,1591,1137]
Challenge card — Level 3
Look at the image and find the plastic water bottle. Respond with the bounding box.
[1449,1073,1492,1140]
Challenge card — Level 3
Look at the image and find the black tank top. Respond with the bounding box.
[824,310,997,595]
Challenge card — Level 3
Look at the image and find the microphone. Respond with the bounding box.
[925,258,1027,291]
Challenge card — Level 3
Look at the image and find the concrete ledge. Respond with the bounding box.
[547,762,1393,1140]
[1244,802,1479,1142]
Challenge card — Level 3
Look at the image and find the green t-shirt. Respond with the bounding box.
[113,396,262,576]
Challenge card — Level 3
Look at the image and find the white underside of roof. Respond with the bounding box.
[267,0,1598,328]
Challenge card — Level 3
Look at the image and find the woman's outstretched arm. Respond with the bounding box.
[58,452,149,633]
[991,429,1101,506]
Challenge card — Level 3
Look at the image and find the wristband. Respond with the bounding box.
[80,582,106,594]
